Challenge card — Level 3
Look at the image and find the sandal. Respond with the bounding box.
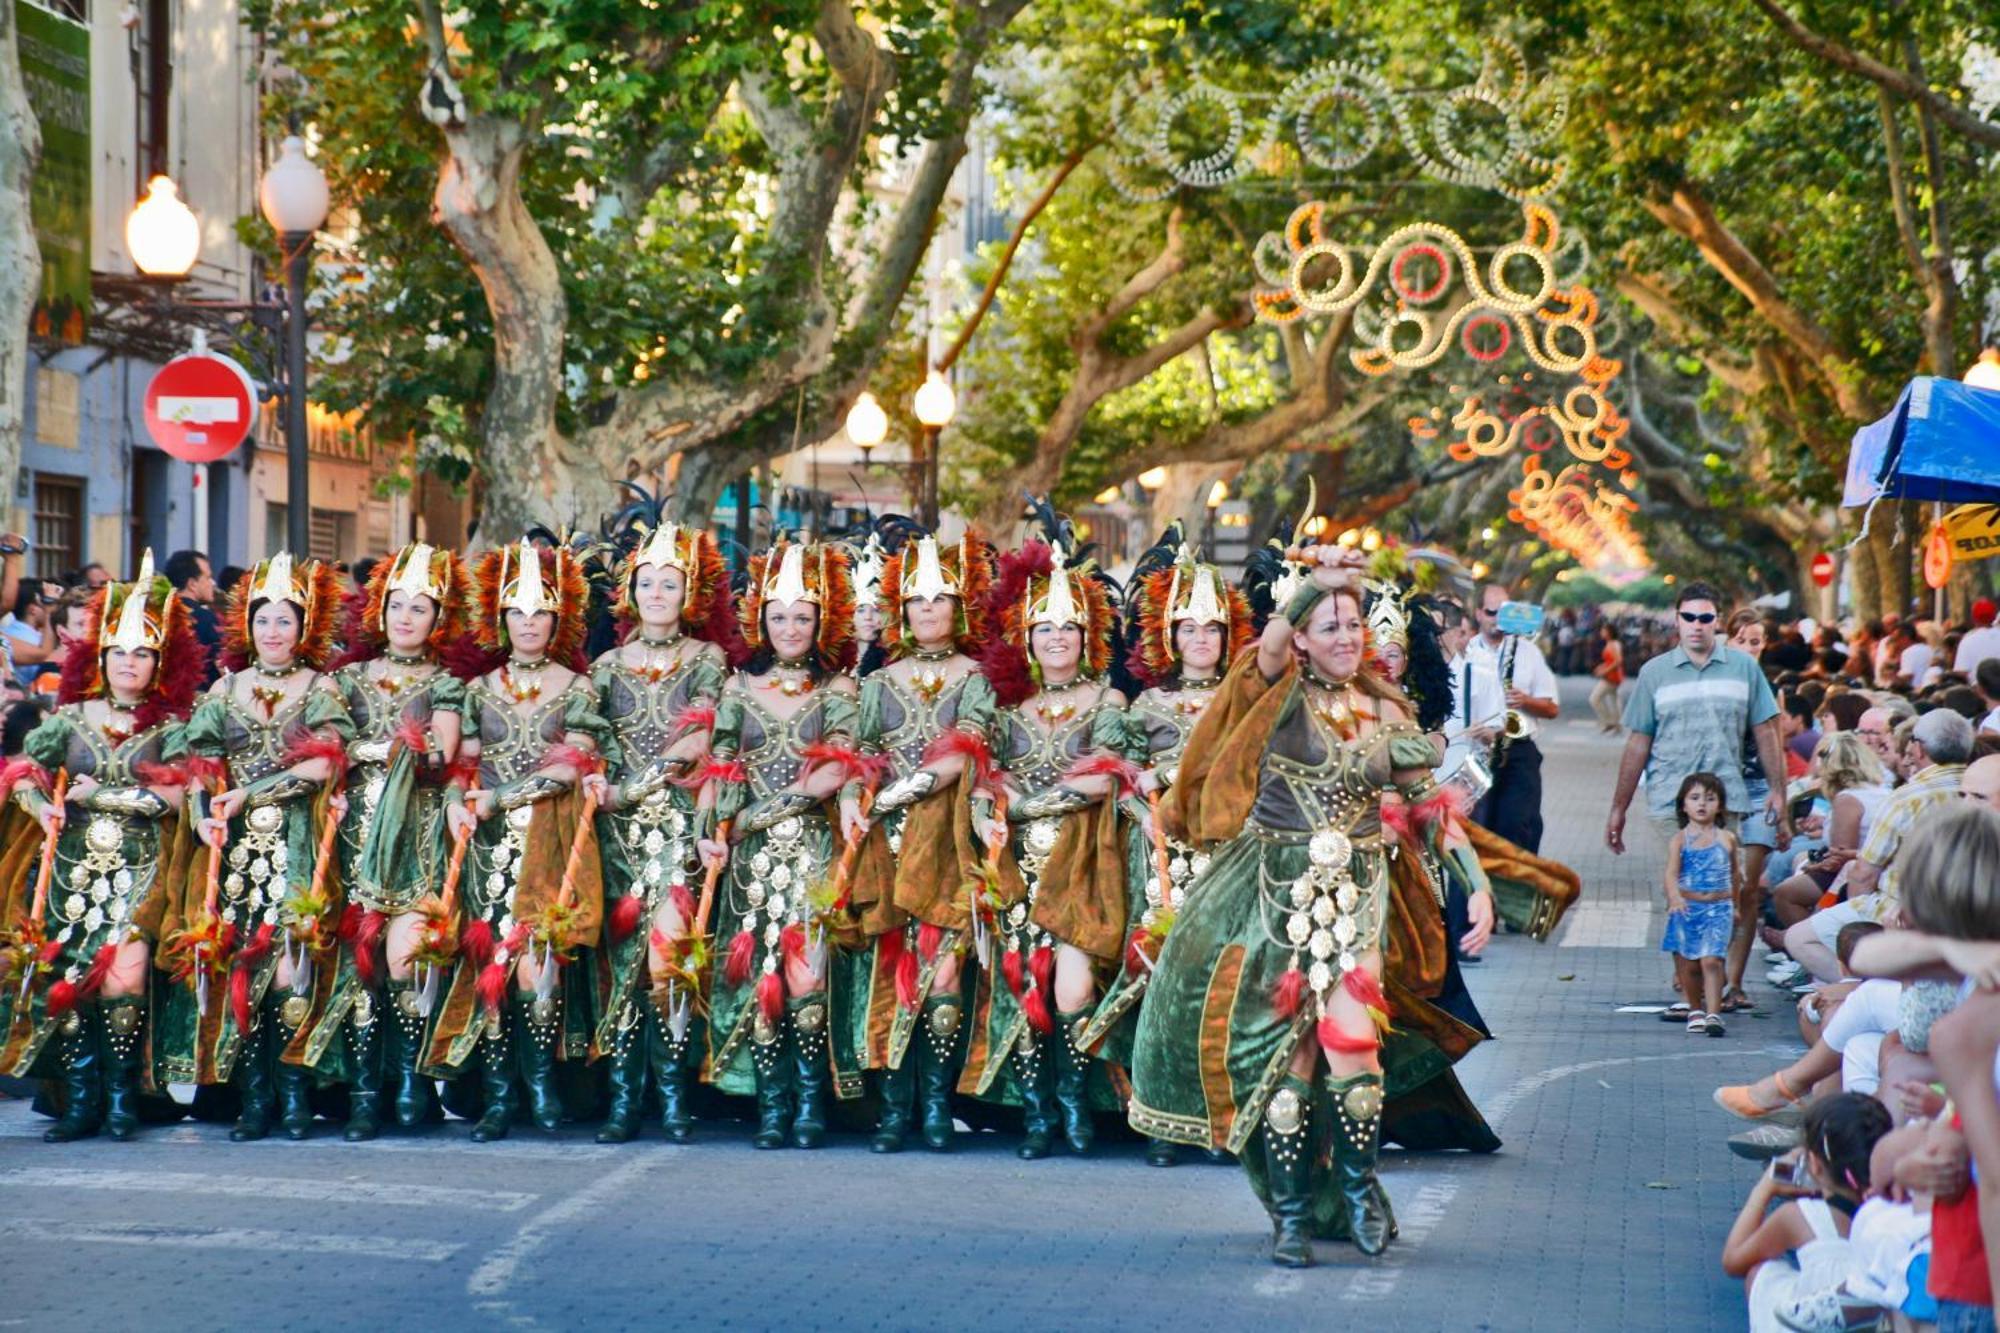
[1720,987,1754,1014]
[1660,1002,1692,1023]
[1685,1011,1709,1033]
[1705,1015,1725,1038]
[1712,1071,1805,1120]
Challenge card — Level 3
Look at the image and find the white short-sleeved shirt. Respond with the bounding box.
[1465,632,1559,740]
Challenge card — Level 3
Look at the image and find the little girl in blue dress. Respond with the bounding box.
[1663,771,1740,1037]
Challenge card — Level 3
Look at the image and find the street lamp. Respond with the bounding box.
[1966,347,2000,393]
[845,391,888,463]
[1137,466,1168,492]
[260,136,331,556]
[127,176,201,279]
[912,370,955,527]
[1202,479,1227,557]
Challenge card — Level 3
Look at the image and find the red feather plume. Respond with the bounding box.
[230,922,278,1035]
[353,908,387,989]
[459,919,495,971]
[668,884,697,924]
[0,758,50,796]
[476,962,511,1017]
[46,980,78,1018]
[724,930,756,987]
[1317,1019,1380,1054]
[280,732,351,782]
[1022,943,1055,1034]
[1062,752,1143,799]
[921,728,994,789]
[1342,966,1390,1017]
[917,923,944,963]
[778,923,808,970]
[756,971,785,1026]
[1001,948,1024,997]
[1272,967,1306,1019]
[609,895,644,943]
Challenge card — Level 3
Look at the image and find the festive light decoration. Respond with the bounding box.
[1102,36,1569,202]
[1445,383,1631,467]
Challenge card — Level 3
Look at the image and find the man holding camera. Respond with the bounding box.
[1467,582,1562,855]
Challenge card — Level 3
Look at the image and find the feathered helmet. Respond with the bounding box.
[981,540,1117,706]
[471,538,592,668]
[879,532,994,659]
[1127,533,1253,688]
[1240,479,1320,629]
[334,542,468,663]
[738,539,856,673]
[614,520,734,647]
[850,533,889,611]
[57,549,205,729]
[1359,545,1453,732]
[221,551,345,671]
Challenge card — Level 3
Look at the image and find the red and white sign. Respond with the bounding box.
[1809,552,1836,588]
[143,351,259,463]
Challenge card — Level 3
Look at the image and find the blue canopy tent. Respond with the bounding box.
[1844,376,2000,508]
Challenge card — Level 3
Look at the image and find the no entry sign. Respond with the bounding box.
[1809,552,1836,588]
[144,351,259,463]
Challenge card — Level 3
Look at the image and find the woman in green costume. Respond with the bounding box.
[1078,535,1252,1167]
[322,542,469,1139]
[697,539,860,1150]
[436,539,610,1142]
[963,538,1132,1161]
[0,554,202,1141]
[1129,546,1491,1267]
[161,554,353,1143]
[839,532,993,1154]
[581,520,732,1144]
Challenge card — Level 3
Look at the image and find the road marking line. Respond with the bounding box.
[0,1220,460,1263]
[468,1152,665,1326]
[0,1167,536,1213]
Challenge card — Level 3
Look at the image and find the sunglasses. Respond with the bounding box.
[1478,606,1498,616]
[1678,611,1717,624]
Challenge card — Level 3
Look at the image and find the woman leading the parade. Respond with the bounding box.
[962,538,1131,1160]
[582,520,732,1144]
[323,542,469,1139]
[0,555,202,1141]
[840,533,993,1153]
[1128,545,1465,1266]
[1077,534,1251,1168]
[435,539,609,1142]
[699,540,861,1150]
[159,554,352,1143]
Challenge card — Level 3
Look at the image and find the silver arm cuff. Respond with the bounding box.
[245,775,317,809]
[741,790,821,833]
[1008,784,1090,822]
[497,774,569,811]
[872,770,938,813]
[620,757,691,808]
[349,738,392,764]
[85,786,172,818]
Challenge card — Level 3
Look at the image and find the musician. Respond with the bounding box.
[1436,603,1503,781]
[1465,583,1560,854]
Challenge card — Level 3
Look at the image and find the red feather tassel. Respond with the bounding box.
[230,923,277,1035]
[1062,752,1144,799]
[476,962,510,1017]
[459,919,495,970]
[0,757,50,795]
[648,926,675,962]
[444,754,482,792]
[544,742,603,778]
[183,755,229,789]
[895,947,920,1012]
[917,923,944,963]
[1411,784,1469,833]
[1317,1018,1379,1054]
[921,728,995,788]
[682,757,747,790]
[393,715,430,755]
[77,943,118,1001]
[668,884,697,924]
[1022,944,1055,1033]
[1342,966,1390,1017]
[280,731,351,781]
[1125,928,1153,976]
[1001,947,1024,997]
[337,902,364,942]
[609,895,644,943]
[353,909,387,989]
[1029,944,1054,1002]
[724,930,756,987]
[1272,967,1306,1019]
[47,980,78,1018]
[1022,980,1053,1035]
[778,923,808,969]
[755,972,784,1026]
[671,703,716,736]
[134,760,190,789]
[1378,797,1416,846]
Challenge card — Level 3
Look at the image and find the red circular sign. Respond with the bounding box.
[1809,552,1836,588]
[1925,524,1953,591]
[143,352,259,462]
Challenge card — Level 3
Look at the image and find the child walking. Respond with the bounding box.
[1664,772,1741,1037]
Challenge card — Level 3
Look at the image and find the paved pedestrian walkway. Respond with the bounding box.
[0,679,1791,1331]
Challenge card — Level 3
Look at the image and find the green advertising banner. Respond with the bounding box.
[17,1,89,345]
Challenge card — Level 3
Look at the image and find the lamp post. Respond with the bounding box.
[1203,478,1227,558]
[128,140,328,559]
[912,370,955,528]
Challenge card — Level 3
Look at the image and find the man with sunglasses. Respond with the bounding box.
[1606,581,1787,856]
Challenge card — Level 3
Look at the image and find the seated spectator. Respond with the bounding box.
[1719,922,1888,1123]
[1817,691,1869,737]
[1763,734,1891,957]
[1723,1093,1892,1332]
[1953,597,2000,673]
[1976,658,2000,735]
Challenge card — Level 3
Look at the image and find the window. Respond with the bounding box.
[31,474,83,580]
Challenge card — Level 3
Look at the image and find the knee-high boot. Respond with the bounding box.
[42,1003,102,1143]
[594,999,646,1144]
[1261,1074,1316,1268]
[344,989,383,1141]
[916,993,961,1152]
[651,990,697,1143]
[749,1005,793,1150]
[515,992,563,1133]
[270,993,315,1141]
[468,1005,516,1142]
[1013,1034,1055,1161]
[229,997,273,1143]
[1327,1070,1393,1256]
[1052,1008,1095,1156]
[385,979,438,1127]
[789,992,831,1150]
[99,997,144,1142]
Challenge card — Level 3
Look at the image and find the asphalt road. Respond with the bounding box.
[1,679,1790,1331]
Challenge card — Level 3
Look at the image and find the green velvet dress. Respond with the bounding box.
[422,677,612,1075]
[704,682,856,1097]
[156,681,353,1086]
[0,709,182,1078]
[1078,679,1219,1066]
[1129,660,1437,1232]
[589,645,724,1053]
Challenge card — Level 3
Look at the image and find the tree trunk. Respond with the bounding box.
[0,5,41,525]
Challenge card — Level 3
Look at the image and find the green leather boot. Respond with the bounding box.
[789,992,832,1150]
[515,992,564,1133]
[1261,1074,1316,1268]
[343,989,383,1142]
[468,1005,515,1142]
[42,1003,102,1143]
[749,1004,793,1150]
[1051,1008,1096,1156]
[595,999,646,1144]
[99,996,145,1142]
[1328,1070,1393,1256]
[916,993,961,1152]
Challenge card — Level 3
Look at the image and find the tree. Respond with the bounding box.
[0,3,40,523]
